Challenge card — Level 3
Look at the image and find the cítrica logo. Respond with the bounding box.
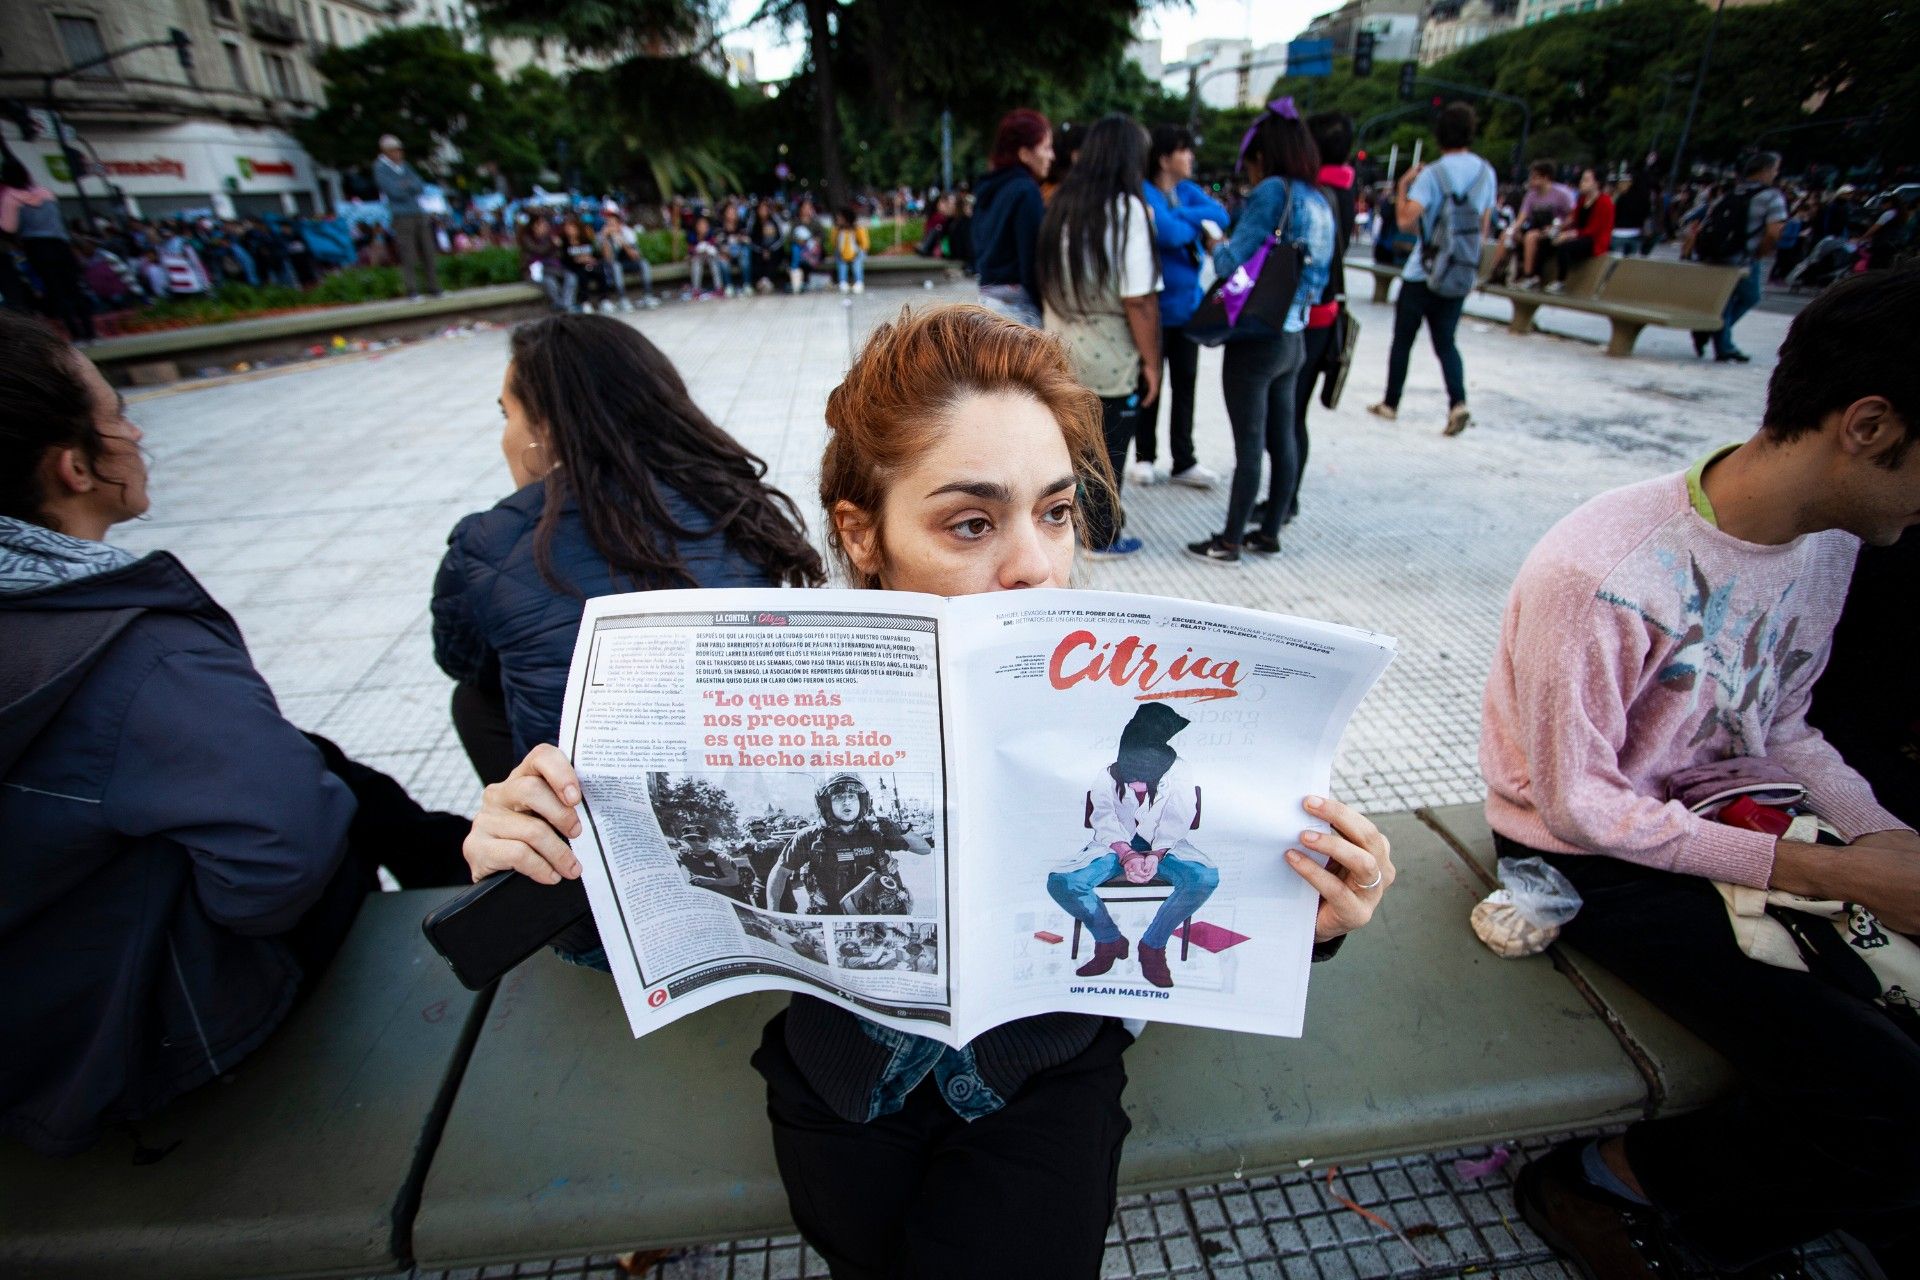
[647,988,669,1008]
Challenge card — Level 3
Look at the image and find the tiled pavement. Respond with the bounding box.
[113,277,1849,1278]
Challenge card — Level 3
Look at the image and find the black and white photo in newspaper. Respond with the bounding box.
[939,589,1395,1042]
[556,588,956,1040]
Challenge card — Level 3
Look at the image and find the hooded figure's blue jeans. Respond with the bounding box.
[1047,849,1219,950]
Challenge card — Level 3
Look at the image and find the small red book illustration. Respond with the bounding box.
[1033,930,1064,945]
[1173,921,1250,954]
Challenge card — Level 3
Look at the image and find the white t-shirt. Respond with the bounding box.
[1045,195,1157,397]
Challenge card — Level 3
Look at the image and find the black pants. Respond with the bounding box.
[23,237,93,341]
[1136,323,1199,474]
[1554,234,1596,281]
[1083,389,1142,550]
[284,732,471,985]
[451,679,520,786]
[753,1011,1132,1279]
[1498,835,1920,1272]
[1219,331,1304,544]
[1290,324,1336,519]
[1382,278,1466,410]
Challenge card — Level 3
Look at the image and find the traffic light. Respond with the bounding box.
[1354,30,1376,78]
[169,27,193,71]
[1398,62,1417,101]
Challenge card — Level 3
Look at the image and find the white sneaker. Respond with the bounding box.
[600,299,615,314]
[1168,463,1219,489]
[644,296,661,309]
[620,299,635,313]
[726,286,738,298]
[408,294,425,304]
[1126,461,1161,486]
[853,281,864,294]
[839,280,850,293]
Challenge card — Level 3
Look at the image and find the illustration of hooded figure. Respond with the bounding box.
[1046,704,1219,989]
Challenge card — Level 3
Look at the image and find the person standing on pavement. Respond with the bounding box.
[1135,124,1227,491]
[373,133,440,302]
[1279,111,1358,528]
[1186,99,1335,566]
[0,155,93,342]
[1368,103,1495,437]
[972,109,1053,327]
[1036,113,1161,560]
[1688,151,1787,364]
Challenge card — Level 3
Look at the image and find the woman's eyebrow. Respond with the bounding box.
[1039,474,1078,496]
[925,480,1012,502]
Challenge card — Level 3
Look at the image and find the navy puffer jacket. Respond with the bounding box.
[432,478,772,757]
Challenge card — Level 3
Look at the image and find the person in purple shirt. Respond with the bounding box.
[1491,160,1575,286]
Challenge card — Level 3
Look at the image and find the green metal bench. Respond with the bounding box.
[0,889,485,1280]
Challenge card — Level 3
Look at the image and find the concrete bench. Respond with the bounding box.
[408,812,1659,1268]
[0,888,484,1280]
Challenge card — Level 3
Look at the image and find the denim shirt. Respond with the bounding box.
[860,1020,1008,1121]
[1211,176,1336,334]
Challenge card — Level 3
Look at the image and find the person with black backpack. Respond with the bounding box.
[1368,103,1495,437]
[1687,151,1787,363]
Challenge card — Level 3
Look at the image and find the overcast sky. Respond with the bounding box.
[724,0,1336,83]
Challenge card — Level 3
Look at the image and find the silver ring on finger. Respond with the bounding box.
[1358,871,1384,891]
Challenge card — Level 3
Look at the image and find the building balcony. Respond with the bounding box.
[246,3,303,44]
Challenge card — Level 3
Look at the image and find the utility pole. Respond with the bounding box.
[1667,0,1726,192]
[38,29,193,225]
[940,109,952,193]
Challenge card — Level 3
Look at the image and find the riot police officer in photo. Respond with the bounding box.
[767,774,932,915]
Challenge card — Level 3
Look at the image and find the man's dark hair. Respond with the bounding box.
[1147,124,1194,180]
[0,311,100,530]
[1763,268,1920,466]
[1435,103,1477,150]
[1307,111,1355,167]
[1743,150,1781,179]
[1529,160,1556,180]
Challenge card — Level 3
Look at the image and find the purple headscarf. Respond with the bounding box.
[1236,97,1301,174]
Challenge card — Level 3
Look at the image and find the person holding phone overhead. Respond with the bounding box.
[463,304,1398,1278]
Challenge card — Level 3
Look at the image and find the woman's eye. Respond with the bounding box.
[1043,502,1076,526]
[950,517,992,541]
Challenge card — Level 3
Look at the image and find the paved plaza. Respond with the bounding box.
[113,278,1857,1280]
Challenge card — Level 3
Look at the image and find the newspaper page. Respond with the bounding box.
[939,590,1396,1042]
[557,588,957,1041]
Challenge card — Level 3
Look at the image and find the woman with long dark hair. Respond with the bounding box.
[971,108,1053,326]
[1187,100,1335,565]
[1035,113,1160,558]
[432,314,825,782]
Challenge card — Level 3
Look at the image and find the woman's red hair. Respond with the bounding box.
[989,109,1052,171]
[820,304,1111,588]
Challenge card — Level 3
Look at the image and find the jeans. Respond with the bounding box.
[754,1009,1131,1280]
[536,264,577,311]
[1082,389,1143,550]
[1291,323,1337,516]
[1137,322,1199,473]
[1501,836,1920,1273]
[1219,331,1306,544]
[1696,259,1765,358]
[392,213,440,296]
[690,251,730,292]
[1047,850,1220,950]
[606,253,652,300]
[836,252,866,286]
[1383,278,1467,410]
[729,243,753,286]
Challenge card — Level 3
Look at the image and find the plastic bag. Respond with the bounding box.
[1470,856,1582,958]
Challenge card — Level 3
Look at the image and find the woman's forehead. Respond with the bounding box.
[908,390,1071,484]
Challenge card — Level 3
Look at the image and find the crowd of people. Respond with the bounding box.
[3,96,1918,1280]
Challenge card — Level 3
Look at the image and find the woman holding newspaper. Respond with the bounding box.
[461,304,1398,1279]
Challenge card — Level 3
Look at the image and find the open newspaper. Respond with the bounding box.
[556,587,1395,1045]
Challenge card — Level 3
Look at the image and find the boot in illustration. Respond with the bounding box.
[1076,935,1130,978]
[1138,943,1174,988]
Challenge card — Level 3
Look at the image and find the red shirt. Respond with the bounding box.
[1572,191,1614,255]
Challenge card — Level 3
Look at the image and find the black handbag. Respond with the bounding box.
[1186,182,1301,347]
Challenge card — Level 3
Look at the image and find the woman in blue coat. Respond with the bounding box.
[432,315,826,781]
[1136,124,1229,490]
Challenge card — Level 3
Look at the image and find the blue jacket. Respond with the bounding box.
[432,478,773,758]
[969,165,1045,302]
[0,522,356,1154]
[1212,176,1337,336]
[1143,179,1230,328]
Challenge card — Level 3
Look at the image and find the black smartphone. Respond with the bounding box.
[421,871,592,990]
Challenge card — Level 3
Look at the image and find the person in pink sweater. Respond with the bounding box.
[1483,270,1920,1279]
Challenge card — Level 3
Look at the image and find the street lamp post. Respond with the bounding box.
[36,29,193,225]
[1666,0,1726,193]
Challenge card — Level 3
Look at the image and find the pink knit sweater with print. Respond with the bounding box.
[1481,471,1909,889]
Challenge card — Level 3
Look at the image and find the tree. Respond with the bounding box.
[294,27,508,180]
